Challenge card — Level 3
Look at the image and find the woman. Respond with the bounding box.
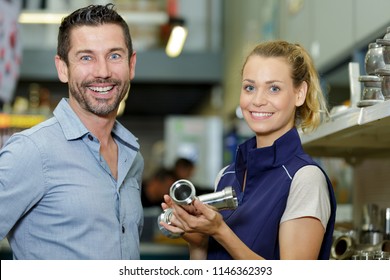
[160,40,336,260]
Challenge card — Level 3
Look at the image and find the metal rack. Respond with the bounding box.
[300,100,390,159]
[0,113,47,148]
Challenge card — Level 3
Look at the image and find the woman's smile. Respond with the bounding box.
[250,111,274,119]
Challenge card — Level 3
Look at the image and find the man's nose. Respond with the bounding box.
[94,59,111,78]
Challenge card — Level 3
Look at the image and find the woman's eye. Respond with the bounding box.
[244,85,255,92]
[270,85,280,93]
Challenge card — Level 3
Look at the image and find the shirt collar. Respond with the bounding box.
[237,127,303,171]
[53,98,89,140]
[53,98,140,150]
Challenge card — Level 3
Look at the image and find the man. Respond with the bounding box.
[174,157,196,180]
[0,4,144,259]
[141,168,177,208]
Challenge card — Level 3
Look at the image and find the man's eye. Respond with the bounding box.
[110,53,121,60]
[81,56,92,61]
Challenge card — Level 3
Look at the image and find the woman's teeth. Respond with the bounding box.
[252,112,273,117]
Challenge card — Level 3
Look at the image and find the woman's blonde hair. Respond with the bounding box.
[242,40,328,132]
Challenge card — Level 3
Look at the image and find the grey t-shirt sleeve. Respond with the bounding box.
[280,165,331,230]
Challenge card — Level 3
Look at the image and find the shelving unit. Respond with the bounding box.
[0,113,47,129]
[300,100,390,159]
[0,114,47,148]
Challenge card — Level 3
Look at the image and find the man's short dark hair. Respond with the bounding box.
[57,3,133,65]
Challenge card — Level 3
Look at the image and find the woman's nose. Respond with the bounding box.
[252,91,267,106]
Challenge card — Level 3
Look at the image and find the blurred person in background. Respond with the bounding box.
[0,4,144,259]
[173,157,196,180]
[160,40,336,260]
[141,168,177,208]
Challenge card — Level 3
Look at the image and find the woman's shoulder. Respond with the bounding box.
[213,165,232,190]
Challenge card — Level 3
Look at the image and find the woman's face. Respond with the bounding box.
[240,55,306,148]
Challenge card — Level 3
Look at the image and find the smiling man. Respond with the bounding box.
[0,4,144,260]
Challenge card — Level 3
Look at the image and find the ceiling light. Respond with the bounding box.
[165,18,187,58]
[18,12,67,24]
[18,11,168,25]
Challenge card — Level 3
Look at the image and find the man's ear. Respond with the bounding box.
[129,51,137,80]
[55,55,69,83]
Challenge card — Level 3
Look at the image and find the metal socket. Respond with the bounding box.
[157,179,239,238]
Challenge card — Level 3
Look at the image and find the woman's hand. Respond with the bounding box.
[161,196,221,237]
[170,198,224,236]
[160,195,209,259]
[160,194,264,260]
[159,195,186,237]
[160,195,207,244]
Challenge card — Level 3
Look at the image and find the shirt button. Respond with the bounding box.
[88,135,93,141]
[122,226,125,234]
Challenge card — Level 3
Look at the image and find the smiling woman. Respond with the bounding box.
[240,55,305,148]
[159,40,337,260]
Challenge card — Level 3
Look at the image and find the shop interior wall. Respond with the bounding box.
[11,0,390,228]
[277,0,390,229]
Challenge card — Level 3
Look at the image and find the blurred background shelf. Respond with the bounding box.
[0,113,47,129]
[301,101,390,159]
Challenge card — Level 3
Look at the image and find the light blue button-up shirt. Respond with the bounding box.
[0,98,144,259]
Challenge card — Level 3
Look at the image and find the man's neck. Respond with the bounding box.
[69,100,117,144]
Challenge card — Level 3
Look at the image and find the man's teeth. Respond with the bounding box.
[252,112,273,117]
[89,86,113,94]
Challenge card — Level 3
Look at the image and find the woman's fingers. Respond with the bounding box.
[161,197,222,236]
[161,195,177,210]
[159,221,184,235]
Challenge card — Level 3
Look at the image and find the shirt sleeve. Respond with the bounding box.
[0,134,46,239]
[280,165,331,230]
[213,165,229,191]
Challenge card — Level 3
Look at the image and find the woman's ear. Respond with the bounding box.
[295,81,307,107]
[55,55,69,83]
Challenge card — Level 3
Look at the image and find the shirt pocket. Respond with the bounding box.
[120,177,143,225]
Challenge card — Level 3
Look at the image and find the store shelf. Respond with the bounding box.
[20,49,222,82]
[0,113,47,129]
[300,100,390,159]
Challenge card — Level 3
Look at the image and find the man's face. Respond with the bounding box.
[55,23,136,117]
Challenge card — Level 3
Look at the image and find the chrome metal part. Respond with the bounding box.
[158,179,238,238]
